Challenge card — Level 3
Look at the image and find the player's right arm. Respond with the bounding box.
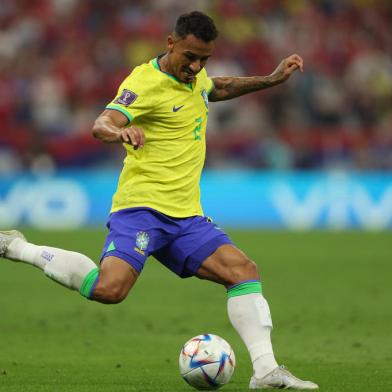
[92,109,145,149]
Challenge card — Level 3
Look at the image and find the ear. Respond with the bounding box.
[167,35,175,52]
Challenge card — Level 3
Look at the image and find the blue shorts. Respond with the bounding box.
[100,207,232,278]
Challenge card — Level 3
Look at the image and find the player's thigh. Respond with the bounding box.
[196,244,259,287]
[153,216,232,278]
[92,256,139,304]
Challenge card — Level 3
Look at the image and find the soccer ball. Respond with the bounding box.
[179,334,236,390]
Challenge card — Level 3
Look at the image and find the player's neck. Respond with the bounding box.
[158,53,173,76]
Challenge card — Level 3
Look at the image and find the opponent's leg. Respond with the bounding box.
[0,230,137,304]
[196,244,318,390]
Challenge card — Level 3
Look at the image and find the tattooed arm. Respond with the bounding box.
[209,54,304,102]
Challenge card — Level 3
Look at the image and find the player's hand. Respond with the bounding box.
[270,54,304,83]
[119,125,145,149]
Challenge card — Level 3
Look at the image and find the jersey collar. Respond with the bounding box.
[152,55,193,90]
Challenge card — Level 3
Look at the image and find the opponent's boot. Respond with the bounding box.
[0,230,26,258]
[249,365,318,389]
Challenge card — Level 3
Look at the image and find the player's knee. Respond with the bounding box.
[244,258,259,278]
[91,257,137,304]
[227,257,259,286]
[93,282,128,304]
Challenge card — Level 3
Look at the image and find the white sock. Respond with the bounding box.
[7,237,97,292]
[228,293,278,378]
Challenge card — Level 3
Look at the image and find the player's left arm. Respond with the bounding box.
[208,54,304,102]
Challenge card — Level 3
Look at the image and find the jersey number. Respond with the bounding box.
[193,117,202,141]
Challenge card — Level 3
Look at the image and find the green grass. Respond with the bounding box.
[0,230,391,392]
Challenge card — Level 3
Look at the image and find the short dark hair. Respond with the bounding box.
[174,11,218,42]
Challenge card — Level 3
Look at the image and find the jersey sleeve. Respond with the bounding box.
[200,68,214,95]
[205,75,214,95]
[106,67,153,124]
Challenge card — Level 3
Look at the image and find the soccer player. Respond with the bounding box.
[0,11,318,390]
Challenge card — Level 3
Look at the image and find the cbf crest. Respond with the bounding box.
[134,231,149,255]
[201,89,209,108]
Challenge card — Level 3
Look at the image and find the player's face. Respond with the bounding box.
[167,34,215,83]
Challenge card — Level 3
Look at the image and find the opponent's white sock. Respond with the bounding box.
[7,237,98,296]
[227,281,278,379]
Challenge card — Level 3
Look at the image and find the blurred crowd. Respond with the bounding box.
[0,0,391,172]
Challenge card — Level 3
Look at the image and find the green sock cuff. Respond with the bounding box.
[227,281,262,298]
[79,267,99,298]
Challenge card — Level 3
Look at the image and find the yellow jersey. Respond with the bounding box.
[106,57,214,217]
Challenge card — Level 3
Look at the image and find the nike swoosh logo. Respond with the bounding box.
[173,105,184,112]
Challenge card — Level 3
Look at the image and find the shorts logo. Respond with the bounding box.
[115,89,138,106]
[201,89,208,108]
[134,231,149,255]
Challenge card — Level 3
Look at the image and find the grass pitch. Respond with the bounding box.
[0,229,391,392]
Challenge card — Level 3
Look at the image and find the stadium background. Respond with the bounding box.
[0,1,391,392]
[1,0,391,230]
